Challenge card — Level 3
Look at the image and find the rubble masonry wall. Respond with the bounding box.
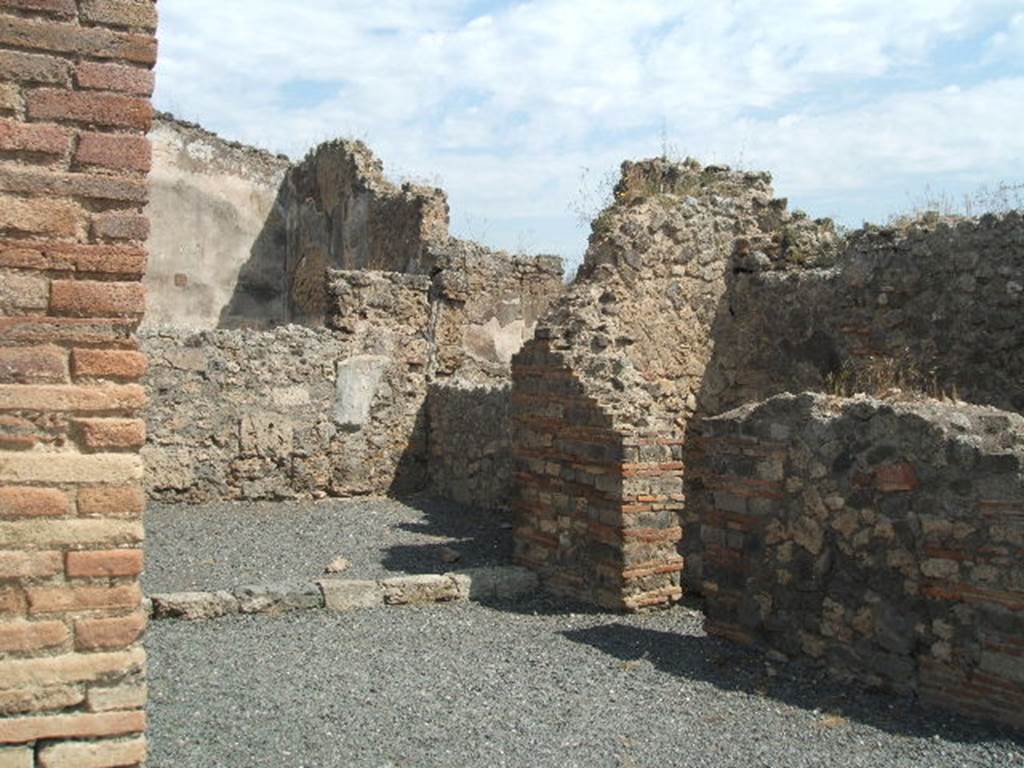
[511,159,837,610]
[143,253,563,507]
[692,393,1024,730]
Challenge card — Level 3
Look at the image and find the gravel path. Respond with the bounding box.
[143,497,513,593]
[146,597,1024,768]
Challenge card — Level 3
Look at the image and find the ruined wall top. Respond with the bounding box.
[284,139,451,284]
[702,208,1024,416]
[531,157,838,434]
[153,112,291,180]
[143,118,564,330]
[526,154,1024,434]
[580,157,840,279]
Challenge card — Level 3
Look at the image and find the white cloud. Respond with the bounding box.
[986,12,1024,62]
[153,0,1024,269]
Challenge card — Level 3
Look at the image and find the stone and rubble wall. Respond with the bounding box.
[140,122,565,508]
[281,140,450,326]
[514,156,1024,617]
[700,211,1024,416]
[512,159,836,611]
[690,393,1024,730]
[142,251,564,507]
[424,242,563,506]
[0,1,156,764]
[143,272,432,502]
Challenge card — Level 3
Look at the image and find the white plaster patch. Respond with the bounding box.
[334,355,389,431]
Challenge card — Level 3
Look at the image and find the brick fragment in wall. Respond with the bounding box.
[91,211,149,241]
[86,682,146,713]
[0,709,146,744]
[0,0,77,16]
[79,0,159,30]
[74,417,146,450]
[75,61,155,95]
[0,118,70,155]
[77,484,145,517]
[75,132,151,173]
[50,280,145,318]
[36,736,148,768]
[0,486,69,518]
[0,317,139,347]
[0,167,148,203]
[65,549,143,578]
[0,687,84,718]
[0,552,62,580]
[26,582,142,615]
[0,270,48,313]
[26,88,153,130]
[0,346,67,384]
[0,620,69,654]
[72,349,147,380]
[0,518,142,550]
[0,83,19,114]
[73,611,146,651]
[0,647,146,690]
[0,15,157,66]
[0,383,146,412]
[0,50,71,86]
[0,239,148,276]
[0,195,82,237]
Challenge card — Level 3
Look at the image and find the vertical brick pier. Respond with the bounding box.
[0,1,156,765]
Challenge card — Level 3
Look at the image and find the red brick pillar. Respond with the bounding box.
[0,1,156,765]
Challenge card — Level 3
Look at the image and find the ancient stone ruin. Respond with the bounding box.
[140,115,564,508]
[0,3,1022,761]
[511,158,1024,729]
[137,134,1024,729]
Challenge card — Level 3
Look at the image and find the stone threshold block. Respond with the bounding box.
[147,567,540,621]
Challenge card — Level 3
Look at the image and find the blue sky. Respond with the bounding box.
[153,1,1024,273]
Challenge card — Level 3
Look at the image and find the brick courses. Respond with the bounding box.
[0,0,155,763]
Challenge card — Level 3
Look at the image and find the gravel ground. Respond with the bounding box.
[146,596,1024,768]
[143,497,513,593]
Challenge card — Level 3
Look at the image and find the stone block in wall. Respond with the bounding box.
[238,413,293,459]
[334,355,388,432]
[142,317,433,503]
[140,445,194,493]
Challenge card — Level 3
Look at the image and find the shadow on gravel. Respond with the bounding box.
[380,494,516,575]
[562,623,1024,745]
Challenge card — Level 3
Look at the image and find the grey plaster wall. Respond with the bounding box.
[143,115,291,330]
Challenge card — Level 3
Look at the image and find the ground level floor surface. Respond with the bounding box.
[146,596,1023,768]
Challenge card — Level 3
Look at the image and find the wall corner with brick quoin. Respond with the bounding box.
[0,1,156,765]
[509,155,1024,729]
